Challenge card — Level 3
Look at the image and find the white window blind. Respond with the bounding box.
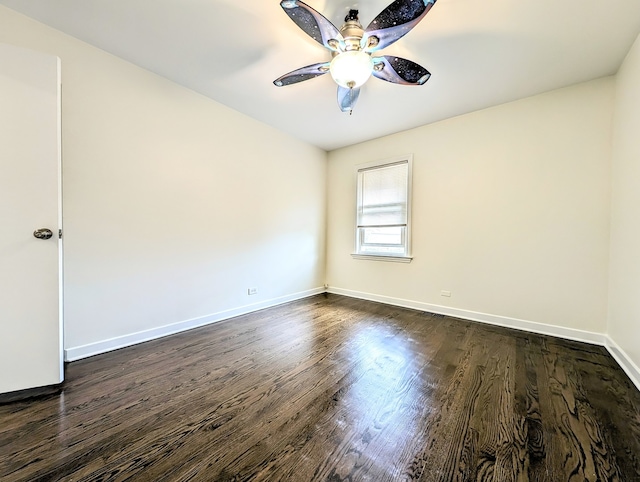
[357,161,408,228]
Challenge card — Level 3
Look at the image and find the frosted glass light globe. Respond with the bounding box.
[330,51,374,89]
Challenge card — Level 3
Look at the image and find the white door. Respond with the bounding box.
[0,44,63,394]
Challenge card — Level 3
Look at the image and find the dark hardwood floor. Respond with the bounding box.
[2,294,640,481]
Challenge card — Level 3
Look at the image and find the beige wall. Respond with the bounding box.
[328,78,614,335]
[0,6,327,355]
[609,32,640,370]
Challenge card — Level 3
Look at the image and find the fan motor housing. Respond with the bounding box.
[340,11,365,52]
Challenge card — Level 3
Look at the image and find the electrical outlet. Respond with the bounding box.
[441,290,451,297]
[248,287,258,295]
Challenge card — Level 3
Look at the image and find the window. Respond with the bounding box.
[353,156,412,262]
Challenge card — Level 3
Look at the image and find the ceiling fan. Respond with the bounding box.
[273,0,438,114]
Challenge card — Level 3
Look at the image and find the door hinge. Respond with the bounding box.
[58,229,63,239]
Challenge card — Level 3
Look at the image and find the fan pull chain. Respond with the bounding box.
[349,86,355,115]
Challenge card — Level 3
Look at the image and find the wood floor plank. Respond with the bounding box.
[515,336,546,482]
[1,294,639,481]
[534,338,624,482]
[417,325,490,481]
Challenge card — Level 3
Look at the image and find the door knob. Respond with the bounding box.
[33,228,53,240]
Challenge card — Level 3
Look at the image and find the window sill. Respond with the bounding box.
[351,254,413,263]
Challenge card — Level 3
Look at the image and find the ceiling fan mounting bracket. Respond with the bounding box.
[345,9,359,22]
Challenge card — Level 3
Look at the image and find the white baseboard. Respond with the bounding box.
[605,337,640,392]
[64,287,325,362]
[328,287,606,345]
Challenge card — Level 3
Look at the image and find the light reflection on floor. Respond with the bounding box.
[319,320,434,478]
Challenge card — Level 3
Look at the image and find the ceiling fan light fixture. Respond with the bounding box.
[329,51,374,89]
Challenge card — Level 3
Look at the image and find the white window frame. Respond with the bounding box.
[352,154,413,263]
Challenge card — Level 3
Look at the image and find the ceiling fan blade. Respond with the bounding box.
[337,86,361,113]
[280,0,344,52]
[363,0,436,52]
[372,56,431,85]
[273,62,330,87]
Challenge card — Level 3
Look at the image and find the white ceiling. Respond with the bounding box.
[2,0,640,151]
